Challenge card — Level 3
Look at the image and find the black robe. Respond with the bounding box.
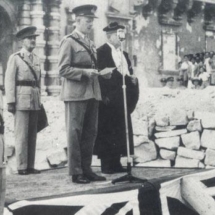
[94,43,139,159]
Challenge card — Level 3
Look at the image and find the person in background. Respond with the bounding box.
[198,66,210,89]
[191,77,202,89]
[204,51,212,76]
[180,55,192,87]
[94,22,138,174]
[58,4,107,184]
[160,77,167,87]
[5,26,41,175]
[209,53,215,85]
[165,77,174,89]
[177,77,186,89]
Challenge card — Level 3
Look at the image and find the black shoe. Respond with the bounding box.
[28,168,41,174]
[72,174,90,184]
[84,172,106,181]
[18,170,29,175]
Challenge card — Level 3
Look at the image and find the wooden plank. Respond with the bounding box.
[182,178,215,215]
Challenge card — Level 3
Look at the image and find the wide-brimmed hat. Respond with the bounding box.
[191,77,202,84]
[166,77,174,82]
[16,26,39,40]
[160,78,167,83]
[72,4,98,18]
[103,22,125,32]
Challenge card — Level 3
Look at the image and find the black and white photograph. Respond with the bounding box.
[1,0,215,214]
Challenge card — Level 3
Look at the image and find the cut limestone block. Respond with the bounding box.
[136,158,171,167]
[133,120,148,136]
[133,135,149,147]
[47,149,67,167]
[199,162,205,168]
[134,140,157,163]
[181,131,201,150]
[201,130,215,150]
[160,149,176,160]
[187,110,194,120]
[177,147,205,160]
[187,120,202,132]
[155,115,169,127]
[175,156,200,168]
[182,178,215,215]
[155,136,180,150]
[205,149,215,166]
[169,109,188,126]
[195,111,215,129]
[155,126,176,132]
[154,129,187,139]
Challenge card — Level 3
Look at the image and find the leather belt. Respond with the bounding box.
[16,80,39,87]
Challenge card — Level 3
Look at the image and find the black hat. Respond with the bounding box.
[72,4,98,18]
[166,77,174,82]
[160,78,167,83]
[16,26,39,40]
[191,77,202,84]
[103,22,125,32]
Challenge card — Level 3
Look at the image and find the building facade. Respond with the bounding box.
[0,0,215,95]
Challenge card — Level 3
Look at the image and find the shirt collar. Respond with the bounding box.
[74,29,86,39]
[20,47,33,57]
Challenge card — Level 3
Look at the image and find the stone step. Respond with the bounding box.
[155,136,180,150]
[177,147,205,160]
[181,131,201,150]
[154,129,187,138]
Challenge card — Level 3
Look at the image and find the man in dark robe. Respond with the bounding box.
[94,22,139,174]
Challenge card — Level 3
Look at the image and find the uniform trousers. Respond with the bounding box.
[65,99,99,176]
[14,110,38,170]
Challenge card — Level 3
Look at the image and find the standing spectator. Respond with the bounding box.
[5,26,41,175]
[198,66,210,88]
[177,77,186,89]
[160,77,167,87]
[180,55,192,87]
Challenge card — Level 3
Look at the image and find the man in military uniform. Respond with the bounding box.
[58,4,107,184]
[5,26,41,175]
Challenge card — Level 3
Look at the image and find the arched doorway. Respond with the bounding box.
[0,5,14,88]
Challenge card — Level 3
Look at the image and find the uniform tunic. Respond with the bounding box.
[5,48,41,170]
[58,30,101,176]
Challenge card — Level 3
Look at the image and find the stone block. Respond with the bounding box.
[5,145,15,158]
[195,111,215,129]
[47,149,67,167]
[133,120,148,136]
[169,109,188,126]
[205,149,215,166]
[148,118,155,138]
[160,149,176,160]
[187,120,202,132]
[155,126,176,132]
[199,162,205,168]
[177,147,205,160]
[155,129,187,139]
[201,130,215,150]
[175,156,200,168]
[181,131,201,150]
[155,115,169,127]
[133,135,149,147]
[187,110,194,120]
[134,140,157,163]
[136,158,171,167]
[155,136,180,150]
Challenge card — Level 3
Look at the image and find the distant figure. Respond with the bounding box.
[191,77,202,89]
[165,77,174,89]
[198,66,210,89]
[177,77,186,89]
[180,55,192,87]
[160,77,167,87]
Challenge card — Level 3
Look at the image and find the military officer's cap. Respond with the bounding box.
[103,22,125,32]
[166,77,174,82]
[72,4,98,18]
[160,78,167,83]
[16,26,39,40]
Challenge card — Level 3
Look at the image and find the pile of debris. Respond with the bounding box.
[134,109,215,168]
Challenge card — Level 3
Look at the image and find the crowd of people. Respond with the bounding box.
[161,51,215,89]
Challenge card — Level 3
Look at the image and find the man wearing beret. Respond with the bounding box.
[58,4,108,183]
[5,26,41,175]
[94,22,138,174]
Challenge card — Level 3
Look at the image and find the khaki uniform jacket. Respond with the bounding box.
[5,48,41,110]
[58,31,101,101]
